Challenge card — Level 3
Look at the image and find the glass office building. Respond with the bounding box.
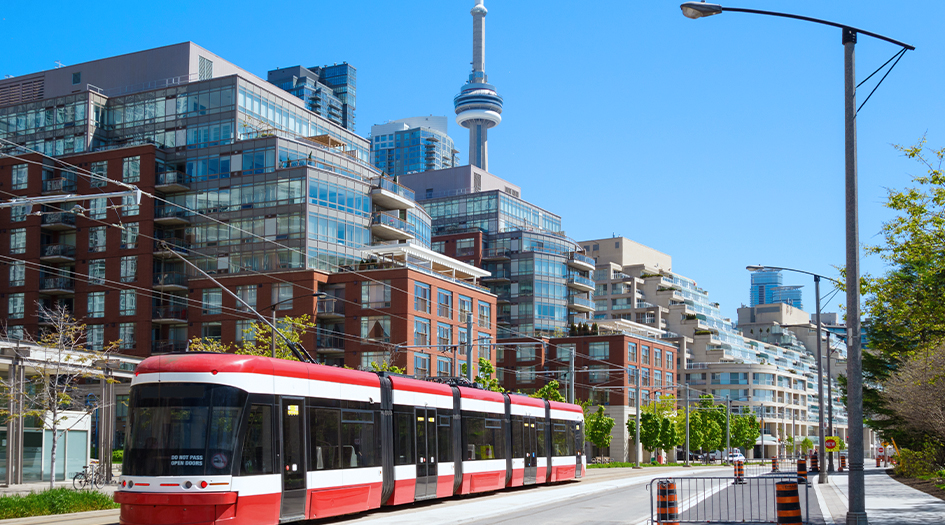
[750,269,803,310]
[371,116,459,176]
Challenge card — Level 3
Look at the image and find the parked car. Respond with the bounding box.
[676,449,704,461]
[708,449,745,462]
[727,452,746,462]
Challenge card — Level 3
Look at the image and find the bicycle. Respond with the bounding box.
[73,462,105,490]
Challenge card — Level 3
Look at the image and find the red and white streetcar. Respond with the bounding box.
[115,353,585,524]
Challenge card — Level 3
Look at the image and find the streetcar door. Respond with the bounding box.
[574,420,583,479]
[523,416,537,484]
[414,407,438,500]
[280,397,306,521]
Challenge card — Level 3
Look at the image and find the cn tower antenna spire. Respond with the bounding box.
[454,0,503,171]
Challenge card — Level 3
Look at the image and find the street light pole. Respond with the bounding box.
[827,331,836,473]
[815,276,828,484]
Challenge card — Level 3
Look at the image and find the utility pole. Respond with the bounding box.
[633,370,641,469]
[761,403,765,460]
[684,384,690,467]
[466,314,474,381]
[827,331,835,473]
[726,396,731,461]
[568,344,575,404]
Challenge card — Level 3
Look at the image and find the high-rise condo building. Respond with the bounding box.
[749,269,804,310]
[267,63,356,131]
[371,116,459,176]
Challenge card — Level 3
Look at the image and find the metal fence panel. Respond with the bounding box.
[648,475,810,524]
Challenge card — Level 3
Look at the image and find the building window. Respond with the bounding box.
[642,345,650,365]
[90,161,107,188]
[10,205,28,222]
[122,193,139,216]
[666,352,673,370]
[654,349,662,368]
[89,226,106,252]
[437,290,452,319]
[119,323,136,350]
[88,292,105,318]
[478,333,491,360]
[202,322,222,341]
[415,283,431,313]
[361,280,391,308]
[459,296,472,322]
[122,156,140,183]
[359,351,386,370]
[8,293,24,319]
[478,301,491,329]
[89,259,106,285]
[518,366,536,383]
[654,370,662,388]
[272,283,292,310]
[6,326,23,341]
[87,325,104,351]
[11,164,28,190]
[589,365,608,383]
[414,353,430,378]
[236,319,255,343]
[10,229,26,254]
[236,285,257,311]
[120,256,137,283]
[89,198,107,219]
[9,261,25,287]
[414,318,430,346]
[628,342,637,363]
[437,323,452,347]
[361,316,391,342]
[119,290,136,316]
[72,72,81,85]
[589,342,609,360]
[121,223,139,248]
[437,357,451,377]
[203,288,222,315]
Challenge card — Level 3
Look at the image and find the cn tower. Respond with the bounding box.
[454,0,503,171]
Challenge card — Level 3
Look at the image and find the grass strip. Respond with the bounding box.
[0,487,118,519]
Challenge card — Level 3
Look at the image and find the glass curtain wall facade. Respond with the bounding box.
[266,63,356,131]
[371,121,458,176]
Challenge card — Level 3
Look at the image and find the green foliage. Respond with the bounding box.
[369,361,406,374]
[188,315,318,361]
[462,358,504,392]
[801,437,814,453]
[112,449,123,464]
[659,413,680,453]
[730,413,760,451]
[585,406,616,450]
[894,445,942,478]
[530,380,566,402]
[0,488,118,519]
[629,412,675,453]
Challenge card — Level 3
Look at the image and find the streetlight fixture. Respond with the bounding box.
[681,5,913,520]
[747,264,840,485]
[260,291,327,359]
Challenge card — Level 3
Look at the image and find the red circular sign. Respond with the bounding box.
[826,438,837,449]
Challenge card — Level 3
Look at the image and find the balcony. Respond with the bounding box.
[155,170,192,192]
[370,211,414,241]
[568,296,595,313]
[153,238,191,258]
[316,297,345,319]
[481,247,510,261]
[152,339,188,353]
[481,269,511,282]
[566,275,595,292]
[152,307,188,324]
[567,252,595,272]
[39,277,75,295]
[42,178,77,194]
[369,177,415,210]
[154,204,191,226]
[40,243,76,263]
[316,334,346,351]
[40,212,77,231]
[153,272,188,292]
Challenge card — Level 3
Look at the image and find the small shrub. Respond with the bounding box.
[112,449,124,464]
[894,445,940,478]
[0,488,118,519]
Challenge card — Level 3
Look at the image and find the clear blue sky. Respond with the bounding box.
[3,1,942,322]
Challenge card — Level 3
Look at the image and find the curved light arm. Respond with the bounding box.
[680,2,914,50]
[746,265,843,287]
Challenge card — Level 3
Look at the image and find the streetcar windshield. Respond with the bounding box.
[123,383,246,476]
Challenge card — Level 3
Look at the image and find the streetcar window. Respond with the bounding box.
[552,421,568,456]
[310,408,341,471]
[512,416,524,458]
[461,411,506,460]
[566,421,576,456]
[393,408,414,465]
[123,383,246,477]
[341,410,378,468]
[240,404,274,476]
[437,415,452,463]
[536,421,546,457]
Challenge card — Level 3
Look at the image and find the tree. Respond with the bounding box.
[856,140,945,448]
[0,304,118,489]
[801,437,814,454]
[730,413,760,452]
[475,358,504,392]
[585,406,616,452]
[188,315,321,361]
[530,380,566,402]
[658,413,680,455]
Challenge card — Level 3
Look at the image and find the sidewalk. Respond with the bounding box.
[814,462,945,524]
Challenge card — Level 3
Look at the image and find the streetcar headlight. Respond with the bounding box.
[200,481,208,489]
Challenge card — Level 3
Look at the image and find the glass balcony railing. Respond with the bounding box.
[156,170,192,187]
[569,252,595,266]
[370,176,415,201]
[316,298,345,316]
[154,237,191,253]
[371,211,410,231]
[152,306,188,321]
[567,275,594,288]
[153,272,188,288]
[152,339,188,353]
[41,212,76,227]
[40,277,75,291]
[568,296,595,309]
[42,178,77,193]
[41,243,76,258]
[155,204,191,220]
